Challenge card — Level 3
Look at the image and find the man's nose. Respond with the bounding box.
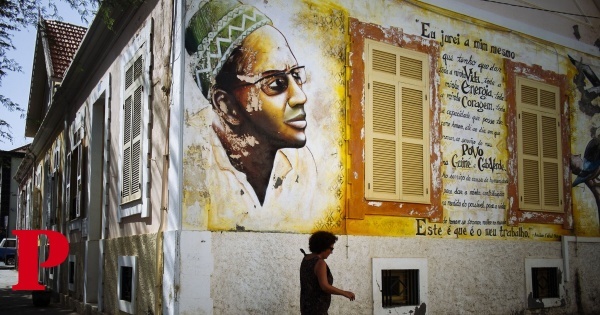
[287,77,307,107]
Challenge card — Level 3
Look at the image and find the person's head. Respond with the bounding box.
[185,0,307,149]
[309,231,338,257]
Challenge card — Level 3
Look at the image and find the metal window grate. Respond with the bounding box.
[532,267,559,299]
[120,266,133,302]
[382,269,419,307]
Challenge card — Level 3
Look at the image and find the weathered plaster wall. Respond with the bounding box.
[180,0,600,238]
[211,232,600,314]
[101,0,171,239]
[103,233,158,315]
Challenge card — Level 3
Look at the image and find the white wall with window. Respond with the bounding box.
[118,21,152,220]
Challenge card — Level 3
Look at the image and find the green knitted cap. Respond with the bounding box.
[185,0,272,97]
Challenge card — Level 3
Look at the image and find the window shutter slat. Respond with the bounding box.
[372,138,397,194]
[372,49,396,75]
[76,146,82,218]
[522,112,538,156]
[541,114,561,211]
[521,85,538,106]
[373,81,396,135]
[523,159,540,206]
[399,56,422,81]
[401,87,423,139]
[540,89,557,110]
[125,65,134,90]
[133,56,143,80]
[402,142,424,196]
[122,94,132,202]
[130,85,143,200]
[543,161,559,207]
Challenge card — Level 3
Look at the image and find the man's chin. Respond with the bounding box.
[275,135,306,149]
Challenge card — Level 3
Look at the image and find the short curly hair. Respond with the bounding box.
[309,231,338,254]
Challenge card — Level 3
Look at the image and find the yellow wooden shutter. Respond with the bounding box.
[517,78,562,212]
[365,40,429,203]
[519,109,541,208]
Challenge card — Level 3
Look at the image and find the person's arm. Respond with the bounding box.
[315,259,355,301]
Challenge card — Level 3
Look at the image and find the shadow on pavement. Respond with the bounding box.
[0,287,78,314]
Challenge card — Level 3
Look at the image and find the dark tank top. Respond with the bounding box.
[300,255,333,315]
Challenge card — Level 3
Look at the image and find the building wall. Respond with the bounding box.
[103,233,158,315]
[180,0,600,237]
[176,0,600,314]
[209,232,600,315]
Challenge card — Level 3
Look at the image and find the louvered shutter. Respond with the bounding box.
[365,40,429,203]
[517,78,562,212]
[76,140,83,217]
[66,152,71,219]
[519,109,541,208]
[122,55,144,203]
[399,55,428,203]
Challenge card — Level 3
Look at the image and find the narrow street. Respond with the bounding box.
[0,263,78,314]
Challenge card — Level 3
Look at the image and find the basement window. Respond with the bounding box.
[532,267,559,299]
[382,269,420,307]
[118,255,137,314]
[68,255,76,291]
[525,258,565,309]
[373,258,427,315]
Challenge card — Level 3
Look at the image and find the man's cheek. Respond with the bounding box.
[245,89,262,112]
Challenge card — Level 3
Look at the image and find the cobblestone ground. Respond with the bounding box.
[0,263,79,314]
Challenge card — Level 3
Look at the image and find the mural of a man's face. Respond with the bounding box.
[223,25,308,149]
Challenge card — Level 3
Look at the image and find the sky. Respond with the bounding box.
[0,2,93,151]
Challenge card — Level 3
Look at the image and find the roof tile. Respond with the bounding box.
[43,20,87,79]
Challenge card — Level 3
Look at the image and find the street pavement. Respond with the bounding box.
[0,263,79,314]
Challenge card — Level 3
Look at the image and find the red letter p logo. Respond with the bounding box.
[12,230,69,291]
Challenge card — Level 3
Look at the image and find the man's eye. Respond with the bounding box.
[266,76,288,92]
[291,72,302,83]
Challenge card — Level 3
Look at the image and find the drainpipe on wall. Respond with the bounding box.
[155,0,174,312]
[561,236,600,282]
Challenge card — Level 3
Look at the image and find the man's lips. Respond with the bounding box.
[285,120,307,129]
[285,112,307,129]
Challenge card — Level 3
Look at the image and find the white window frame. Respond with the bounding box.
[118,20,152,221]
[525,258,565,309]
[372,258,428,315]
[118,255,137,314]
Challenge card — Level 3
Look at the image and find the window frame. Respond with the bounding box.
[118,255,137,314]
[68,254,76,291]
[525,258,565,309]
[118,21,152,220]
[372,258,428,315]
[516,77,563,213]
[505,60,571,228]
[347,18,442,221]
[364,39,430,204]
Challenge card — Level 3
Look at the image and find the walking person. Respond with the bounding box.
[300,231,355,314]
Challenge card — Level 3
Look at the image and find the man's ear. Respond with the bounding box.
[211,89,241,126]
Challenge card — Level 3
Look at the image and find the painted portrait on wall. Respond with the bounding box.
[182,0,346,232]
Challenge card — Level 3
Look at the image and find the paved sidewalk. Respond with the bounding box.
[0,265,79,314]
